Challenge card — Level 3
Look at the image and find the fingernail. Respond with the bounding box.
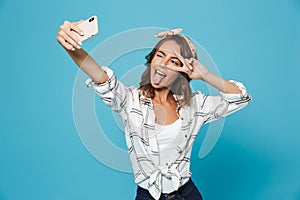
[77,45,81,49]
[78,41,82,45]
[80,32,84,36]
[72,48,76,51]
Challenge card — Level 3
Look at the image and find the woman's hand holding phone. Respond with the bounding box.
[56,20,84,51]
[56,16,98,51]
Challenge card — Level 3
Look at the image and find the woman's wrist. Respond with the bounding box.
[199,69,210,81]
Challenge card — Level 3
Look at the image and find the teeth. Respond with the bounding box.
[155,69,166,77]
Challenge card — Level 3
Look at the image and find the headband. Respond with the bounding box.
[155,28,197,58]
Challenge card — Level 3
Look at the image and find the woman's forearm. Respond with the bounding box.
[202,71,242,94]
[57,20,109,84]
[66,48,109,84]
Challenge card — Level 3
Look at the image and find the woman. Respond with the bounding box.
[57,20,252,200]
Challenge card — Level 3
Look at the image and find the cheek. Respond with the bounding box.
[151,58,159,65]
[167,72,179,82]
[150,64,155,74]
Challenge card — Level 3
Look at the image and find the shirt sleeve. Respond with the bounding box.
[84,66,131,120]
[194,80,252,124]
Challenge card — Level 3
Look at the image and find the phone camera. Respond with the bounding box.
[89,17,94,22]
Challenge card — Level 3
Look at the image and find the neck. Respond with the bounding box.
[153,88,173,104]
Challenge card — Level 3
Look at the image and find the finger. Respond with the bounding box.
[71,20,84,36]
[58,37,75,51]
[62,21,82,45]
[165,62,191,74]
[60,31,81,49]
[173,51,185,65]
[173,51,194,73]
[174,52,191,70]
[74,19,84,25]
[173,51,191,71]
[165,65,186,73]
[61,24,82,48]
[189,58,197,66]
[184,58,193,71]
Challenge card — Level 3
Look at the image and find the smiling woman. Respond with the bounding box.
[56,21,252,200]
[140,35,195,109]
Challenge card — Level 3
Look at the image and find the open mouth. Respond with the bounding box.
[153,69,167,84]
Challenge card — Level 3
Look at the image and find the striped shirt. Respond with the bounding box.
[139,118,188,193]
[85,67,252,200]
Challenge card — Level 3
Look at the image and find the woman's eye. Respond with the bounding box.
[157,54,163,58]
[171,60,180,66]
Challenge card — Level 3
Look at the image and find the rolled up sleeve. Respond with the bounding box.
[195,80,252,124]
[85,66,116,95]
[85,67,131,119]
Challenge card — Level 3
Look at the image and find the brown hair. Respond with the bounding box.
[139,35,197,107]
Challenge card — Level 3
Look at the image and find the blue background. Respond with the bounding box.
[1,0,300,199]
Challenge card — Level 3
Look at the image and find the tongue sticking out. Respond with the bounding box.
[153,72,166,84]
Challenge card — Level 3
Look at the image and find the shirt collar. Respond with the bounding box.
[138,90,183,105]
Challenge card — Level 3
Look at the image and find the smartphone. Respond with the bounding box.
[73,16,98,42]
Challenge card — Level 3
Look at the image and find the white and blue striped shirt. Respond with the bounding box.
[85,66,252,200]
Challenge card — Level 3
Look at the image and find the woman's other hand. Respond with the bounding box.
[168,51,209,81]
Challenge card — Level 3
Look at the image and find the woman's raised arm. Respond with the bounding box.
[56,20,108,84]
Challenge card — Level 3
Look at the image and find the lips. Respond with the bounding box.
[155,69,166,77]
[153,69,167,84]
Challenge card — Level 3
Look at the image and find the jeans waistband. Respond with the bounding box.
[161,178,191,198]
[137,178,192,199]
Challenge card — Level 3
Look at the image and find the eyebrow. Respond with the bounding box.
[157,50,181,61]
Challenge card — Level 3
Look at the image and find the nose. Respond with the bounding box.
[159,64,166,69]
[159,58,168,69]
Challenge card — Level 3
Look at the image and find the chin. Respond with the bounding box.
[150,81,170,90]
[150,81,162,89]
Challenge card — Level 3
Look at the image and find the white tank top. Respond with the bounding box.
[139,118,189,193]
[155,119,182,152]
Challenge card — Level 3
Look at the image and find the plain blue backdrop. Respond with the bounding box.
[1,0,300,199]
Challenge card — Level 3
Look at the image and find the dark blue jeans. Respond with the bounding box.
[135,178,203,200]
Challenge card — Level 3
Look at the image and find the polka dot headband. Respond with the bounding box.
[155,28,197,58]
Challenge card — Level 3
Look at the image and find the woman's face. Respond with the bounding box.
[150,40,182,89]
